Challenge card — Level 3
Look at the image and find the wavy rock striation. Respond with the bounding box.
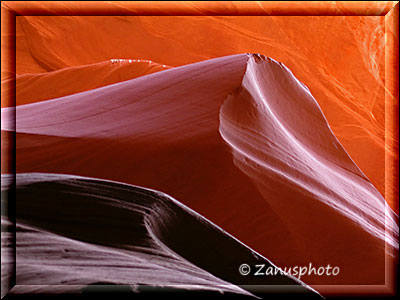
[1,173,316,297]
[1,54,397,291]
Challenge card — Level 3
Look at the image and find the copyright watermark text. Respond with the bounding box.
[239,263,340,280]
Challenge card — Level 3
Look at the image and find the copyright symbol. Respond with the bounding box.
[239,264,251,276]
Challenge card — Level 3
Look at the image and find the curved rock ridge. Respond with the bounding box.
[1,59,171,108]
[220,53,398,250]
[5,13,394,208]
[1,54,249,137]
[1,173,316,297]
[1,54,397,290]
